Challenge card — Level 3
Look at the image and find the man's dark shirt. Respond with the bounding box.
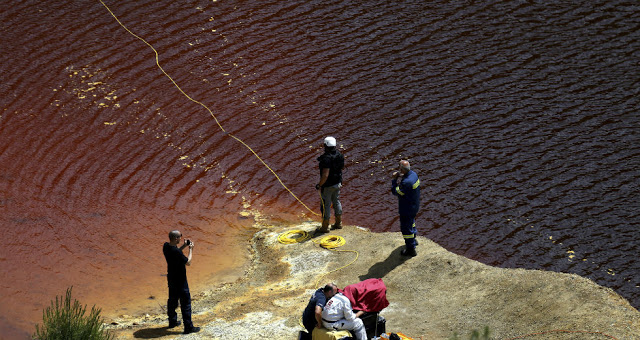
[317,149,344,187]
[302,288,328,327]
[163,242,188,285]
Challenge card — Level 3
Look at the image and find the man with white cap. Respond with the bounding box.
[315,136,345,233]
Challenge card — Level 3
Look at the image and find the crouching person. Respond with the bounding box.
[302,283,337,339]
[321,291,367,340]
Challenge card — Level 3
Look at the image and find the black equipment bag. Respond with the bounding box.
[360,312,386,339]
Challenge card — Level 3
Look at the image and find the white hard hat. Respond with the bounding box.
[324,136,336,147]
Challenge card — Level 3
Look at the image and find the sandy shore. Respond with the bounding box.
[105,222,640,339]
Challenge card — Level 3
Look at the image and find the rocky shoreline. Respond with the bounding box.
[106,222,640,339]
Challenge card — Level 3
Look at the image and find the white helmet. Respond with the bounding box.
[324,136,336,147]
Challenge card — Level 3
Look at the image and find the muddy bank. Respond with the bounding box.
[106,223,640,339]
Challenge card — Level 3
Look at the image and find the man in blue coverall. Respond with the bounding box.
[391,160,420,257]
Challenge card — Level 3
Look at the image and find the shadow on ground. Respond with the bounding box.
[359,246,409,280]
[132,326,182,339]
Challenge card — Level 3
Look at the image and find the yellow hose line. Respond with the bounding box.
[276,231,346,248]
[277,230,312,244]
[313,247,359,290]
[283,228,357,330]
[99,0,319,216]
[277,230,359,289]
[314,235,346,249]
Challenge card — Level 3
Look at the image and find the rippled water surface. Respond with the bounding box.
[1,1,639,338]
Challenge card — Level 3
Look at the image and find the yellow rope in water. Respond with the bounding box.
[98,0,319,216]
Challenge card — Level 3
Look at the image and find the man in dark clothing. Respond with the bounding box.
[391,160,421,257]
[301,283,338,339]
[163,230,200,334]
[316,136,345,233]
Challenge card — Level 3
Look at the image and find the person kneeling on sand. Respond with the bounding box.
[321,290,367,340]
[302,283,338,339]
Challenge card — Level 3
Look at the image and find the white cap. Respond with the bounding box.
[324,136,336,147]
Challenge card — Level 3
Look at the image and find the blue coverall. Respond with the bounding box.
[391,170,420,250]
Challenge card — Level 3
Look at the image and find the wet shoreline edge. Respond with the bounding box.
[106,222,640,339]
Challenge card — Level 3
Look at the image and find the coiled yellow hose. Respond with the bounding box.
[277,230,312,244]
[314,235,346,249]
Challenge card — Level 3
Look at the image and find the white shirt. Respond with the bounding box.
[322,293,357,322]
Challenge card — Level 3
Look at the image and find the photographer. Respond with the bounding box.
[163,230,200,334]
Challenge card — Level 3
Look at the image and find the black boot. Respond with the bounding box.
[331,215,342,229]
[316,219,330,234]
[401,247,417,257]
[184,326,201,334]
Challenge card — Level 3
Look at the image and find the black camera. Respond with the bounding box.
[186,239,192,246]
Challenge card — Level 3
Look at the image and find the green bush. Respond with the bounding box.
[33,287,113,340]
[449,326,490,340]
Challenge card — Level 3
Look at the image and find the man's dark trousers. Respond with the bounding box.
[399,214,417,249]
[167,280,193,329]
